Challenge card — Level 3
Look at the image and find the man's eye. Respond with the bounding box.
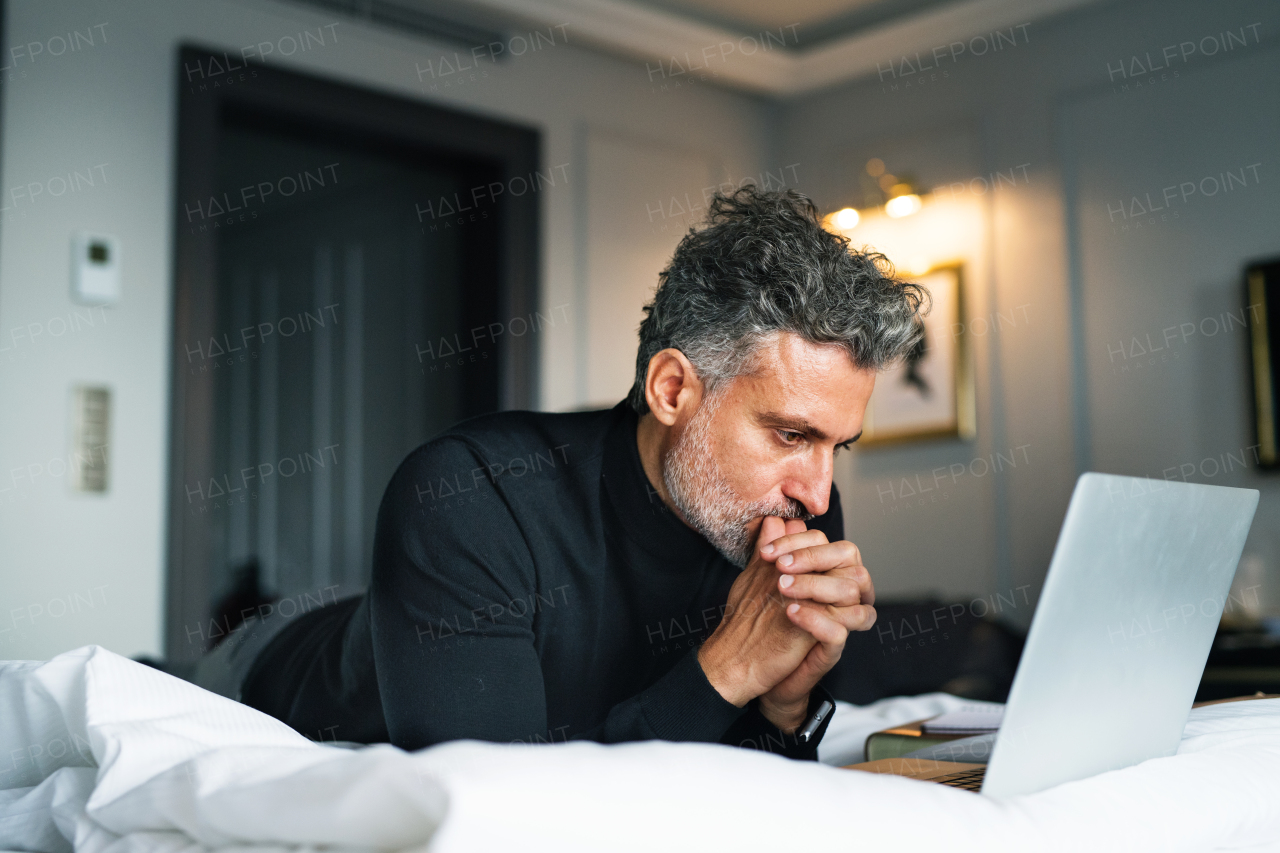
[834,441,853,456]
[777,430,803,445]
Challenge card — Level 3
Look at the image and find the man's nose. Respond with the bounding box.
[784,453,832,517]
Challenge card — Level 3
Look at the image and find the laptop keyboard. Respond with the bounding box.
[934,767,986,791]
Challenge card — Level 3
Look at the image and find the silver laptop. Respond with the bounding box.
[898,472,1258,796]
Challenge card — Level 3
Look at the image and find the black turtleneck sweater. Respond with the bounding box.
[244,402,840,757]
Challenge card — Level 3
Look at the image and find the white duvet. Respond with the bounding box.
[2,646,1278,853]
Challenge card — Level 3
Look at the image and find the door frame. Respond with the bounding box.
[166,44,541,660]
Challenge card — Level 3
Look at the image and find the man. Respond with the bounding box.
[206,186,926,759]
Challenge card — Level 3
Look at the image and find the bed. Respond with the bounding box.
[2,645,1279,852]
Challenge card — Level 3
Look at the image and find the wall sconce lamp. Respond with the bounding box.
[826,158,926,230]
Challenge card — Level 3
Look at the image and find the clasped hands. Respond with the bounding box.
[697,516,876,733]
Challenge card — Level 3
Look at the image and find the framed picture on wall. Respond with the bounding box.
[1247,258,1280,468]
[860,262,976,445]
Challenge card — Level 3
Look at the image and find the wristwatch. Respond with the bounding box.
[797,694,835,744]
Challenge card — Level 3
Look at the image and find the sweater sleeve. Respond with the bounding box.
[369,437,749,750]
[717,684,836,761]
[573,645,747,744]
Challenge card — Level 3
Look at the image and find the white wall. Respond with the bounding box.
[0,0,769,660]
[780,0,1280,621]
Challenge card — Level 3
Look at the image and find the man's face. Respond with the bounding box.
[661,331,877,566]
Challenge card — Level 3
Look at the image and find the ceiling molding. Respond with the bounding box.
[453,0,1109,95]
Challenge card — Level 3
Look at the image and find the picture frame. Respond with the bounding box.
[860,262,976,446]
[1247,258,1280,468]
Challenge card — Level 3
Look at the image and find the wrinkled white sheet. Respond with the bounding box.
[2,646,1279,853]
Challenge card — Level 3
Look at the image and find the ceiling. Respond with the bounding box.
[294,0,1115,96]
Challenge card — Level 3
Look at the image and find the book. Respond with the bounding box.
[864,718,973,762]
[863,697,1276,764]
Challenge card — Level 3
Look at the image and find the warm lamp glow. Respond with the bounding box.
[903,256,931,275]
[846,194,980,289]
[884,193,923,218]
[833,207,860,229]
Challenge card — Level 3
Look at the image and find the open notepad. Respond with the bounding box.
[920,705,1005,735]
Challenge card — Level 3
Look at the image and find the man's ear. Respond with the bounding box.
[644,348,703,426]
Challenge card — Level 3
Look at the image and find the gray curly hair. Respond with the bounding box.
[627,186,929,414]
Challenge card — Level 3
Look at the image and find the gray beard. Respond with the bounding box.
[661,395,812,568]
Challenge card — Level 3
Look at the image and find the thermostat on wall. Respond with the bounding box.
[71,232,120,305]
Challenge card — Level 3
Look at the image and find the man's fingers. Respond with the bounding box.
[760,529,828,562]
[775,544,876,606]
[800,635,846,683]
[774,539,859,572]
[778,570,864,606]
[757,516,788,551]
[831,603,877,632]
[784,596,876,635]
[783,518,807,536]
[784,601,847,646]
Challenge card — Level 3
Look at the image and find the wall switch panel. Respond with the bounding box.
[71,232,120,305]
[71,385,110,493]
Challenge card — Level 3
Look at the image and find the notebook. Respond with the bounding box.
[920,706,1004,735]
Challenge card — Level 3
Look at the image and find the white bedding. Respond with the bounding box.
[2,646,1278,853]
